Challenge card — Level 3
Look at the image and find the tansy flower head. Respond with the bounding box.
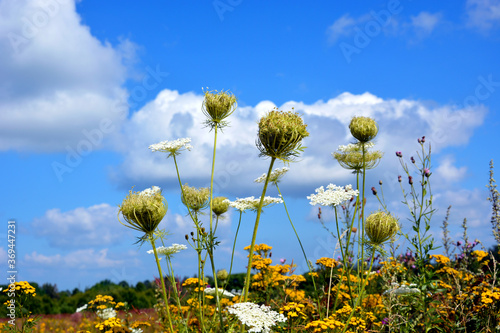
[349,116,378,143]
[202,89,237,129]
[118,186,167,235]
[365,210,399,246]
[256,108,309,163]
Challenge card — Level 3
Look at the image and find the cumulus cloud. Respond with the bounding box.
[410,12,442,37]
[113,89,487,200]
[435,156,467,183]
[31,203,124,248]
[24,248,123,269]
[326,14,358,44]
[466,0,500,31]
[0,0,133,152]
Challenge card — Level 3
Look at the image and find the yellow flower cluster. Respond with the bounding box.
[280,302,308,319]
[472,250,489,262]
[430,254,450,265]
[88,295,116,308]
[94,317,123,332]
[2,281,37,297]
[316,257,339,268]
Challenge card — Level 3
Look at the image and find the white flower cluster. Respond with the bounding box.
[147,243,188,257]
[149,138,193,154]
[307,184,358,207]
[383,282,420,296]
[225,196,283,212]
[254,167,290,184]
[140,186,161,196]
[96,307,117,320]
[336,142,374,153]
[75,304,88,313]
[129,328,143,333]
[227,302,287,333]
[204,287,235,298]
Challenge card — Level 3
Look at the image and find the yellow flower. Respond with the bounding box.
[472,250,488,262]
[430,254,450,265]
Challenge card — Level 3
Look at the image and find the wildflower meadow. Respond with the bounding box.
[2,90,500,332]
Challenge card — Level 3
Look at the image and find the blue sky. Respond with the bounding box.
[1,0,499,292]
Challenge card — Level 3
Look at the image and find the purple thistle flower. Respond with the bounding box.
[411,156,415,163]
[396,151,402,158]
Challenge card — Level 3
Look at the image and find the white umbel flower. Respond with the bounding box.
[307,184,358,207]
[225,196,283,212]
[140,186,161,196]
[75,304,88,313]
[227,302,287,333]
[383,282,420,296]
[147,244,188,257]
[149,138,193,157]
[96,308,116,320]
[204,287,235,298]
[254,167,290,184]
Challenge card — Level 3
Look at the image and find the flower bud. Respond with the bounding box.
[371,187,377,195]
[421,136,426,143]
[408,176,413,185]
[395,151,402,158]
[411,156,415,164]
[365,211,399,245]
[379,180,383,185]
[181,184,210,212]
[118,187,167,235]
[423,168,431,178]
[349,116,378,142]
[257,108,309,162]
[212,196,229,216]
[351,227,357,233]
[185,234,189,241]
[202,89,237,129]
[216,269,229,281]
[398,175,402,182]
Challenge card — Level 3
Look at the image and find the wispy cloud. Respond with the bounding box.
[24,248,123,269]
[466,0,500,31]
[32,204,124,248]
[410,12,442,37]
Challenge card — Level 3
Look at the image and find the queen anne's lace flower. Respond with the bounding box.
[383,282,420,296]
[307,184,358,207]
[227,302,287,333]
[96,308,117,320]
[204,287,235,298]
[140,186,161,196]
[75,304,88,313]
[254,167,290,184]
[225,196,283,212]
[147,244,187,257]
[149,138,193,157]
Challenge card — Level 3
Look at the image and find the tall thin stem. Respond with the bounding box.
[149,235,175,333]
[241,157,276,302]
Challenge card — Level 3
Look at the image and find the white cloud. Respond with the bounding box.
[112,89,487,201]
[410,12,442,36]
[32,203,125,248]
[327,14,358,44]
[0,0,133,152]
[466,0,500,31]
[435,156,467,183]
[24,248,123,269]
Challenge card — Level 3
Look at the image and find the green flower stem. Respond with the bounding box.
[149,235,174,333]
[276,184,321,318]
[223,211,243,292]
[357,143,367,297]
[242,157,276,303]
[331,206,346,314]
[340,247,377,333]
[207,122,224,331]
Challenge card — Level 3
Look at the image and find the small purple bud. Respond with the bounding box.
[280,258,286,264]
[396,151,402,158]
[398,175,402,182]
[411,156,415,163]
[457,241,462,246]
[424,168,431,177]
[371,187,377,195]
[418,138,422,144]
[409,176,413,185]
[411,265,416,269]
[421,136,426,143]
[341,205,346,210]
